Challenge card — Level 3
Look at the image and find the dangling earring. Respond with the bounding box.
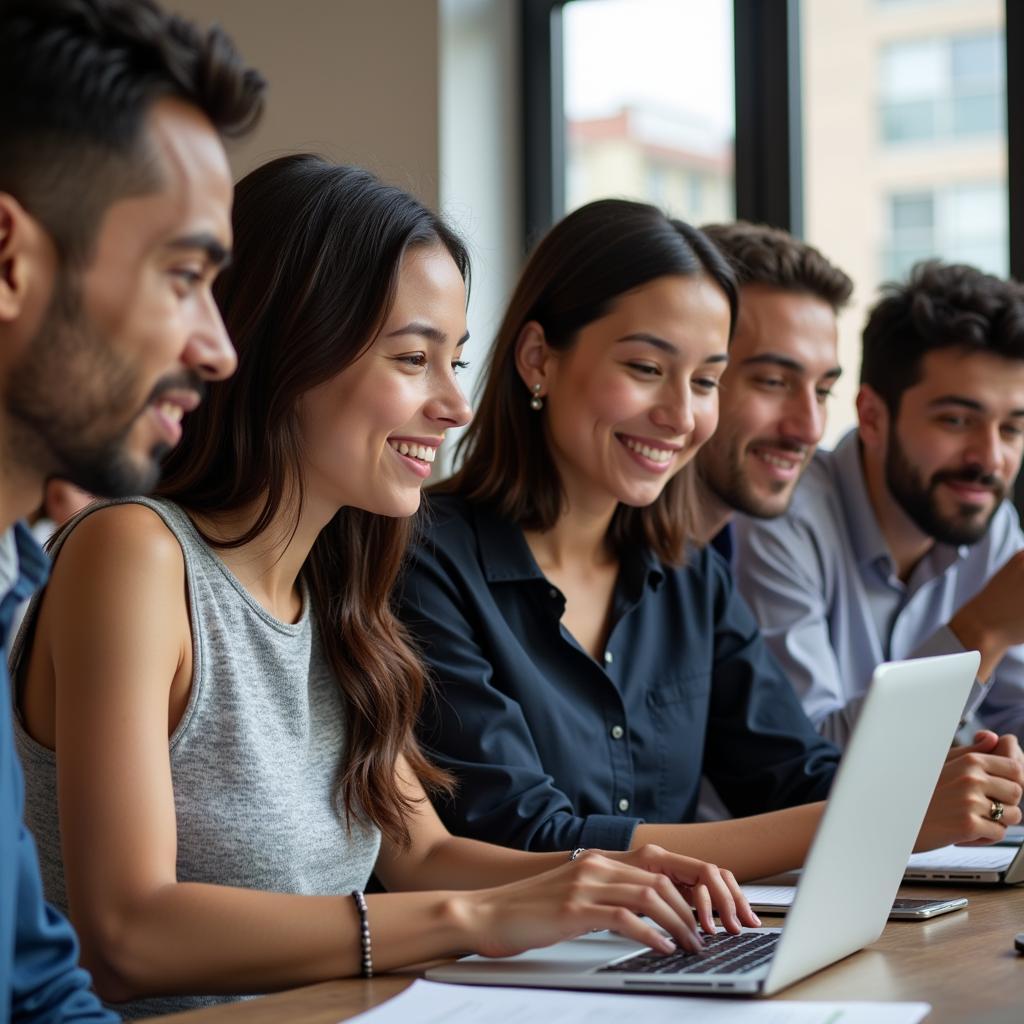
[529,383,544,411]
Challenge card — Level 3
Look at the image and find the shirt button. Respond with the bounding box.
[610,725,624,740]
[549,588,558,599]
[604,650,614,665]
[617,798,630,812]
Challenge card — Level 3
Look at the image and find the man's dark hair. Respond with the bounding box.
[0,0,265,264]
[702,220,853,313]
[861,260,1024,416]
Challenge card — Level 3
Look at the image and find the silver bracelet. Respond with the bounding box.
[569,847,587,862]
[351,890,373,978]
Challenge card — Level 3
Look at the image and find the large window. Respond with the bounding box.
[561,0,735,224]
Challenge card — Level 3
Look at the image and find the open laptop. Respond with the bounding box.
[427,651,979,997]
[904,839,1024,884]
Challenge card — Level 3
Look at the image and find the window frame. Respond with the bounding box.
[521,0,802,243]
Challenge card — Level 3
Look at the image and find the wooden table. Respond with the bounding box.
[160,883,1024,1023]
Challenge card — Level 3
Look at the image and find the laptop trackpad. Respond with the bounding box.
[434,932,644,978]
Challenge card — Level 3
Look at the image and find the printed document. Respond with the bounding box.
[340,979,930,1024]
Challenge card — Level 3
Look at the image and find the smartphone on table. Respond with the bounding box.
[742,885,967,920]
[887,896,968,919]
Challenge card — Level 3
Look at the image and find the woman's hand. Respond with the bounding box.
[596,844,760,935]
[457,845,760,960]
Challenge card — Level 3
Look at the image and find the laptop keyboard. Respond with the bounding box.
[597,931,779,976]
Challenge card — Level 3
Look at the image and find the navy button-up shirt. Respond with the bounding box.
[0,523,116,1023]
[399,495,839,853]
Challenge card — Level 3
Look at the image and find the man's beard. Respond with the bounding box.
[885,429,1004,546]
[699,432,808,520]
[4,268,197,497]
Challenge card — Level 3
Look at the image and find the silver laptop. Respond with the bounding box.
[428,651,979,997]
[905,839,1024,884]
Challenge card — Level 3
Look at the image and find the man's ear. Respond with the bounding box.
[856,383,889,451]
[0,192,52,324]
[514,321,555,398]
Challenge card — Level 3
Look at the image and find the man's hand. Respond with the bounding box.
[916,734,1024,851]
[949,551,1024,680]
[954,730,1024,778]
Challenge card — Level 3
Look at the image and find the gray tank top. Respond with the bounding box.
[12,497,381,1019]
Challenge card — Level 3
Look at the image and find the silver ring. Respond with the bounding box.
[989,800,1005,822]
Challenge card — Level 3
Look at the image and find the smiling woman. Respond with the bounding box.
[398,200,836,864]
[11,156,755,1018]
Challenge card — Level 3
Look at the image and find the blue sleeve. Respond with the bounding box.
[1,667,117,1024]
[401,534,641,853]
[702,551,840,816]
[11,821,118,1023]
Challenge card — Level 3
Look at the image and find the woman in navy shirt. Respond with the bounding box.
[399,200,1015,879]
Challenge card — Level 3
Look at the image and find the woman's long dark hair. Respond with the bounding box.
[157,154,465,846]
[438,199,737,564]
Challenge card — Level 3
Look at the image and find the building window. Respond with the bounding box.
[884,182,1007,281]
[879,32,1004,145]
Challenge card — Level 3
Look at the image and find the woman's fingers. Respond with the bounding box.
[689,883,716,935]
[585,906,678,955]
[567,856,705,950]
[625,845,757,933]
[722,868,762,929]
[586,881,702,953]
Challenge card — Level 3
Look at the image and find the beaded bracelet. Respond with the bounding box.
[351,890,373,978]
[569,847,587,862]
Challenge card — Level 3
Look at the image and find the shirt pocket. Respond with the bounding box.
[647,671,712,817]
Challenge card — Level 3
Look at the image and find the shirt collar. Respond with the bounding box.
[832,428,967,574]
[475,504,547,584]
[473,503,664,592]
[5,522,48,593]
[0,521,49,639]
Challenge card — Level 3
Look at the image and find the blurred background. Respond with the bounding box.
[170,0,1018,453]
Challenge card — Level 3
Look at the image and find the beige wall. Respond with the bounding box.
[169,0,442,206]
[168,0,523,464]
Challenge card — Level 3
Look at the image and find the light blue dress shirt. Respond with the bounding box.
[733,429,1024,746]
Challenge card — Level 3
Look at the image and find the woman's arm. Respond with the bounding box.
[633,807,823,881]
[375,756,756,936]
[34,507,749,1004]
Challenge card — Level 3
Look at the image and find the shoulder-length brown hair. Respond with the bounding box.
[157,154,464,847]
[438,199,737,565]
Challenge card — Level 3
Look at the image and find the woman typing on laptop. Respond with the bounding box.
[398,199,1024,882]
[10,158,755,1018]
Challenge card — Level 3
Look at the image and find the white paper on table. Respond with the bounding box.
[742,884,798,907]
[906,844,1014,870]
[340,979,930,1024]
